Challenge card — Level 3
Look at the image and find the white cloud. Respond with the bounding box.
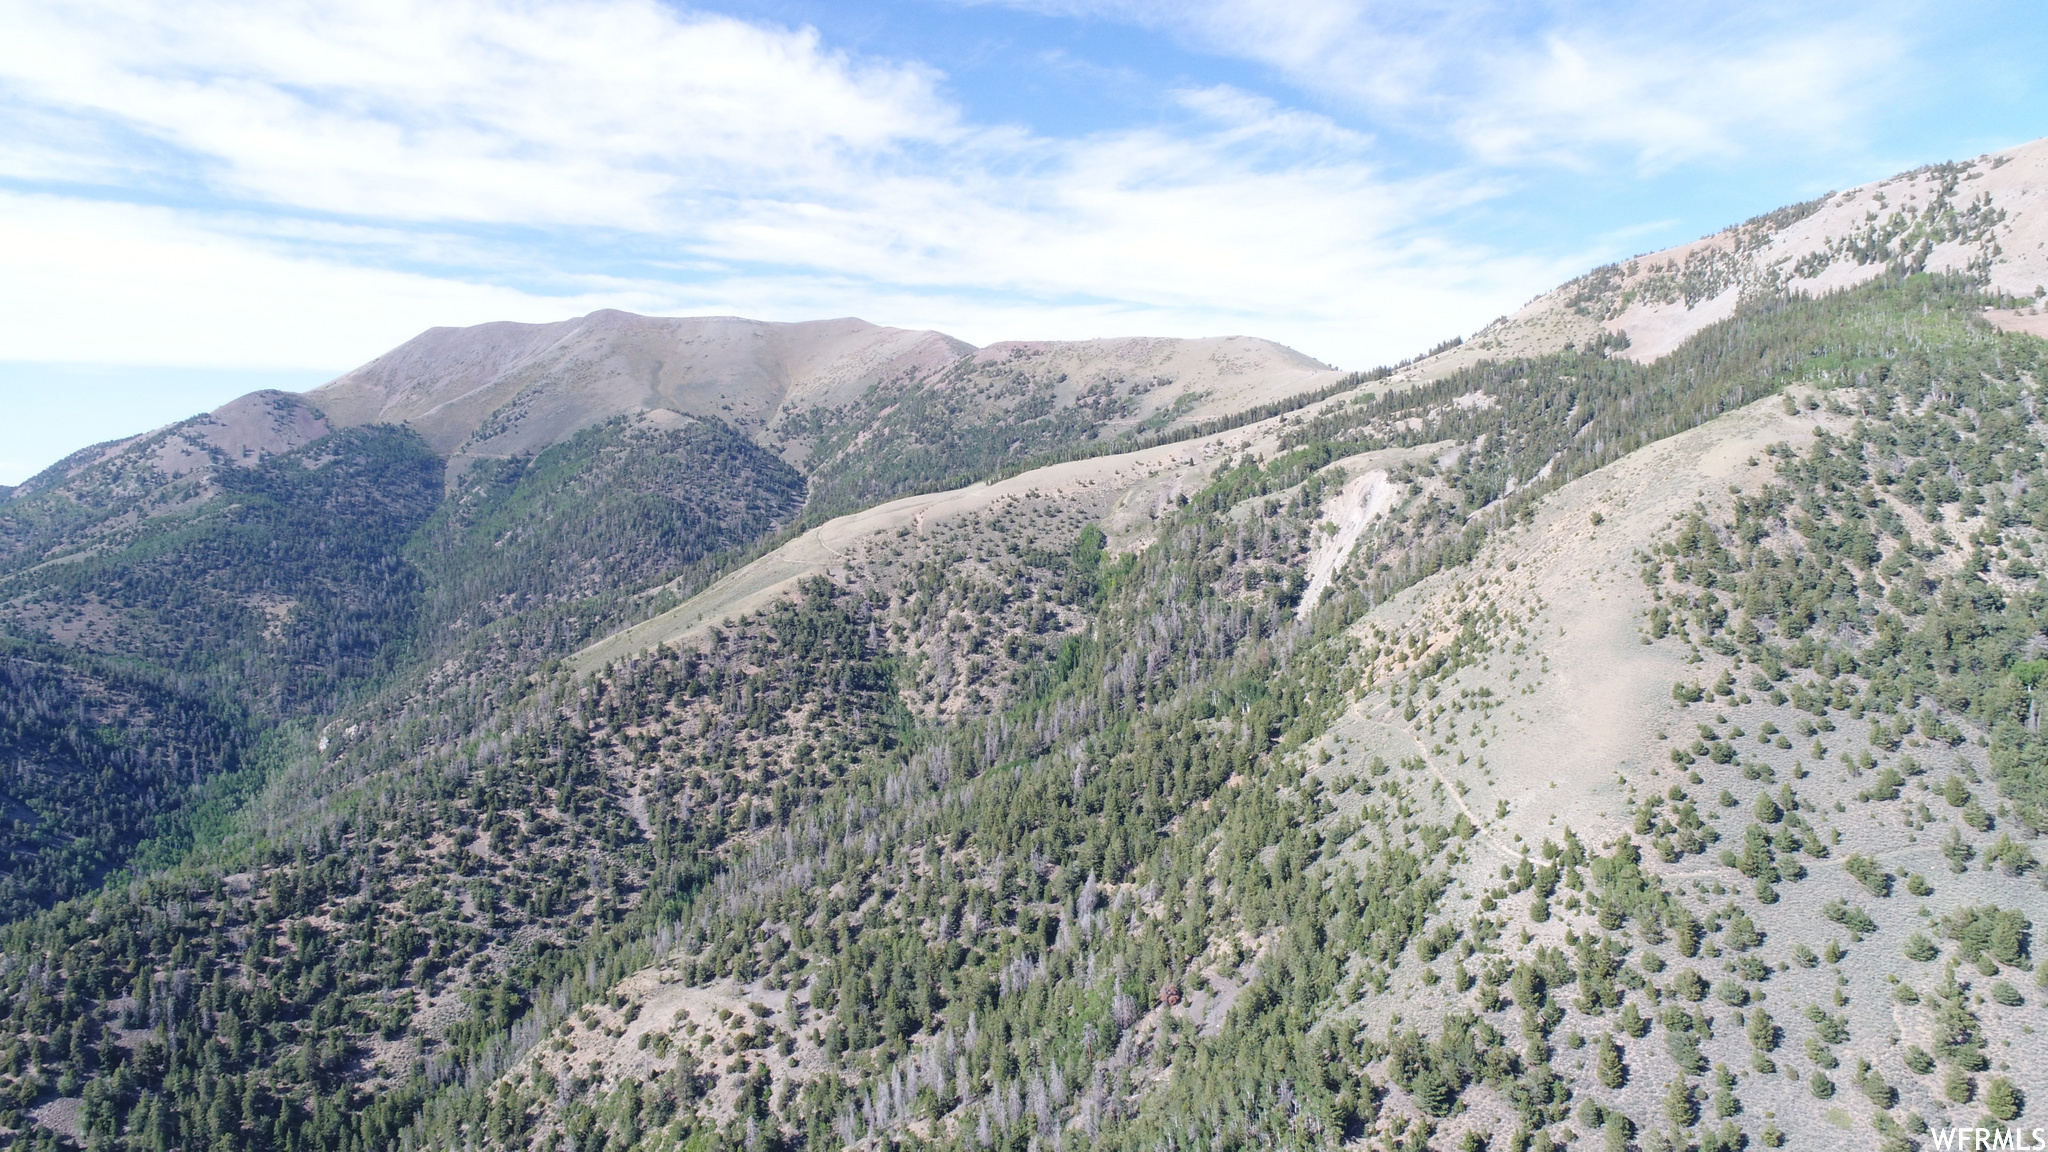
[0,0,1580,375]
[992,0,1902,169]
[0,193,663,368]
[1,0,959,227]
[1450,24,1899,169]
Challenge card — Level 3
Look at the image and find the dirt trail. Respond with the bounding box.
[1362,700,1522,863]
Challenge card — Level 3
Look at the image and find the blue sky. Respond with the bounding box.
[1,0,2044,483]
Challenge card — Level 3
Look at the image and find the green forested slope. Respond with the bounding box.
[0,413,804,931]
[1644,291,2048,820]
[0,427,445,918]
[0,394,330,578]
[0,274,2041,1152]
[0,642,256,920]
[0,425,444,713]
[784,354,1221,522]
[410,415,806,640]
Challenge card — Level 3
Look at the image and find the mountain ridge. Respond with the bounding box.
[308,313,976,466]
[1400,136,2048,384]
[14,136,2048,514]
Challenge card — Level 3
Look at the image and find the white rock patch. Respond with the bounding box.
[1296,469,1395,619]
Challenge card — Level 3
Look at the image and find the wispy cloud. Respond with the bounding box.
[0,0,1571,371]
[990,0,1904,169]
[2,0,961,228]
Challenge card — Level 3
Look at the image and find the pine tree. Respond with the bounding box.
[1746,1008,1777,1051]
[1618,1001,1650,1039]
[1663,1079,1697,1129]
[1603,1111,1633,1152]
[1985,1077,2021,1122]
[1596,1036,1626,1089]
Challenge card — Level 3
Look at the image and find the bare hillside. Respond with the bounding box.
[310,313,974,465]
[1397,136,2048,383]
[306,311,1342,483]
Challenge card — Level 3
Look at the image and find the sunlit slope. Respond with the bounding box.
[306,310,1347,500]
[1306,398,2048,1142]
[309,313,974,463]
[1395,135,2048,383]
[535,279,2048,1151]
[572,392,1357,671]
[11,134,2048,1152]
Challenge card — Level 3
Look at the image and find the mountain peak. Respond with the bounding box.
[1398,134,2048,382]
